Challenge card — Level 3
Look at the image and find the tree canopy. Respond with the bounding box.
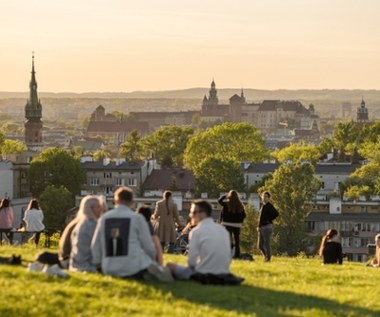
[120,130,143,161]
[260,162,320,255]
[143,125,194,168]
[29,148,86,196]
[273,142,321,164]
[184,122,267,171]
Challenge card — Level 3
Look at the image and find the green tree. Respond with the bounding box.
[143,125,194,168]
[240,204,259,255]
[0,132,4,146]
[71,145,85,158]
[260,163,320,256]
[93,149,112,162]
[0,139,26,155]
[273,142,321,164]
[184,122,267,171]
[194,156,245,197]
[120,130,143,161]
[317,137,335,155]
[29,148,86,196]
[38,185,74,230]
[333,121,359,160]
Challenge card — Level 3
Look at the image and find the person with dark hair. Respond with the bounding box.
[23,199,45,246]
[0,199,14,244]
[319,229,343,264]
[137,205,163,265]
[257,191,279,262]
[152,191,181,252]
[218,190,246,258]
[167,200,232,280]
[91,186,173,281]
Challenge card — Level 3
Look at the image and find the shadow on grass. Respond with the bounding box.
[149,282,377,317]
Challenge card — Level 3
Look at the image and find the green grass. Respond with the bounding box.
[0,245,379,317]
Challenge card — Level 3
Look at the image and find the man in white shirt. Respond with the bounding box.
[91,187,173,281]
[167,200,232,280]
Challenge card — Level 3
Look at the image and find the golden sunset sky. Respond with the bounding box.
[1,0,380,92]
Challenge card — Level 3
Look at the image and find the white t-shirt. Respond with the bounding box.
[23,208,45,232]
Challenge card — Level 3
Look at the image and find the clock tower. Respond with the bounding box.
[24,53,43,150]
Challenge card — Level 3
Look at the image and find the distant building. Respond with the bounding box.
[24,54,43,151]
[357,98,369,123]
[80,158,154,196]
[86,105,149,144]
[0,160,13,199]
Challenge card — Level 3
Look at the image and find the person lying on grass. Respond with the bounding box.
[167,200,244,285]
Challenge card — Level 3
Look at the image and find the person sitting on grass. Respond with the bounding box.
[367,233,380,267]
[319,229,343,265]
[91,186,173,282]
[137,205,164,265]
[167,200,243,285]
[70,195,103,272]
[23,199,45,247]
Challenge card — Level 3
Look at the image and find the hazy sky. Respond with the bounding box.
[1,0,380,92]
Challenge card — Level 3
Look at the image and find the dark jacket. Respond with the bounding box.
[218,196,246,224]
[258,202,279,227]
[322,241,343,264]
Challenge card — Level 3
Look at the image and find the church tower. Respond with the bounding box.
[357,97,369,123]
[24,53,43,150]
[207,79,219,106]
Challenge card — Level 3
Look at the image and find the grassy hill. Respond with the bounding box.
[0,245,379,317]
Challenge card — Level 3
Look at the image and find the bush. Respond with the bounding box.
[240,204,259,255]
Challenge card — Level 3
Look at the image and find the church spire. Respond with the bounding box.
[25,52,42,122]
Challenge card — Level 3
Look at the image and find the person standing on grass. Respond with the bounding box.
[167,200,232,280]
[218,190,246,258]
[367,233,380,267]
[91,187,173,281]
[70,195,103,272]
[23,199,45,246]
[0,199,14,245]
[152,191,181,253]
[257,191,279,262]
[319,229,343,265]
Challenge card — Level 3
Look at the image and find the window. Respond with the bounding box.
[116,178,124,186]
[320,182,325,189]
[90,178,99,186]
[104,173,112,179]
[127,177,137,187]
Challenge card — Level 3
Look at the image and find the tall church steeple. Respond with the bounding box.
[25,53,43,150]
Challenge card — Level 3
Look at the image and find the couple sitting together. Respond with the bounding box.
[67,186,242,284]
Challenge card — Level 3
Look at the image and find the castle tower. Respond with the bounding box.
[25,53,43,150]
[357,97,369,123]
[207,79,219,106]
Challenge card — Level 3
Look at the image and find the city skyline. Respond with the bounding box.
[1,0,380,92]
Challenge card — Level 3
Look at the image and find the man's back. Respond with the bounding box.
[91,204,156,277]
[188,218,231,275]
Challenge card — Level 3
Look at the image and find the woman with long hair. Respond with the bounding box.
[0,199,14,244]
[152,191,181,252]
[368,233,380,267]
[69,195,102,272]
[23,199,45,246]
[218,190,246,258]
[319,229,343,264]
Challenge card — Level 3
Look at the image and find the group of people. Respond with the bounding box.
[2,185,380,277]
[53,186,239,283]
[0,198,45,246]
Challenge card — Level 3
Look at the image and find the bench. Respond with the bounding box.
[0,229,51,247]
